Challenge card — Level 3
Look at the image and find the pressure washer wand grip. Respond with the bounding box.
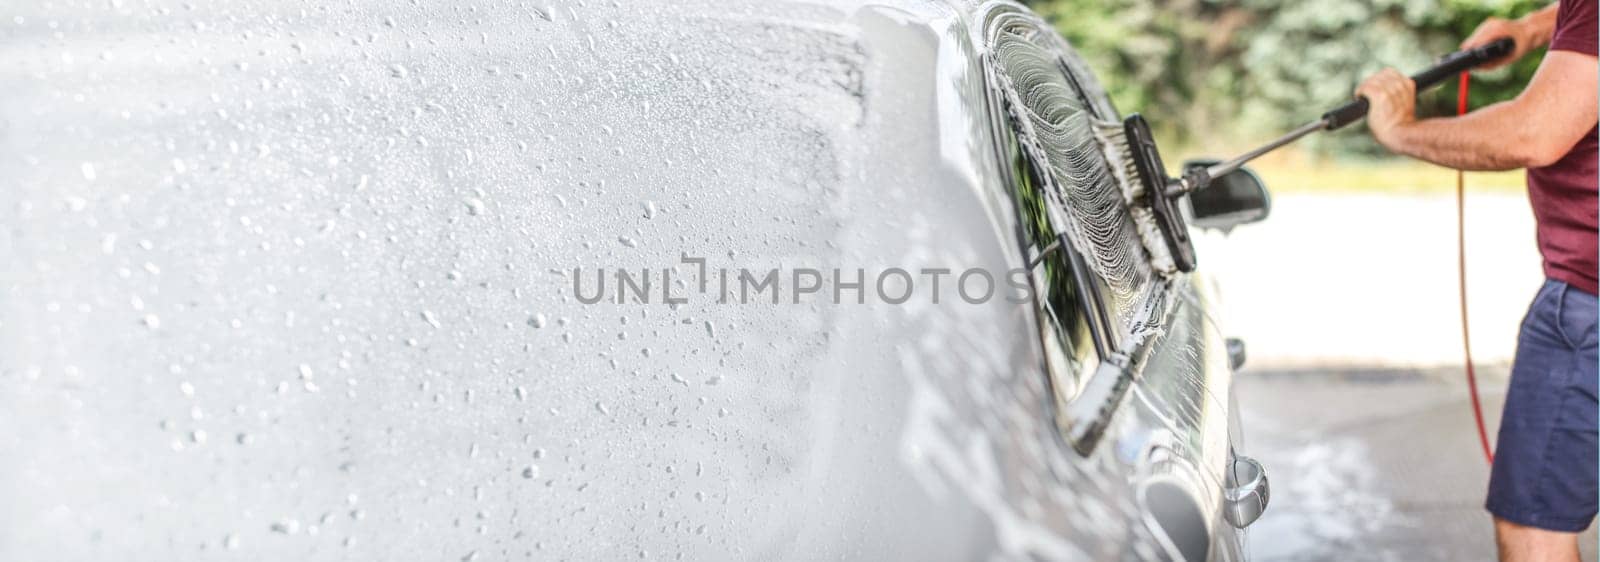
[1321,98,1370,131]
[1321,37,1516,131]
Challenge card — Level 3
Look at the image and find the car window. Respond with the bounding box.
[987,15,1158,339]
[1006,137,1102,402]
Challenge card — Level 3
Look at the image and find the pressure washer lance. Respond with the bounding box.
[1109,37,1514,272]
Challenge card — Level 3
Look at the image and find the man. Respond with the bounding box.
[1357,1,1598,560]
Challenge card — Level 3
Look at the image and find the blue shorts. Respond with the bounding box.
[1486,279,1599,533]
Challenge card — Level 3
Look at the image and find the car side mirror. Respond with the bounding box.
[1181,159,1271,233]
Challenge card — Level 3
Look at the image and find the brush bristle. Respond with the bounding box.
[1091,118,1176,275]
[1091,120,1144,203]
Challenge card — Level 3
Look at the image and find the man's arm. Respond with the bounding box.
[1359,49,1598,171]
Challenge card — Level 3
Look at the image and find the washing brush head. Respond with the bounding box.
[1091,114,1194,274]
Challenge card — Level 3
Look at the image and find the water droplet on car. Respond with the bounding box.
[270,519,300,535]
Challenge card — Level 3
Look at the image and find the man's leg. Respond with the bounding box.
[1486,280,1599,561]
[1495,517,1580,561]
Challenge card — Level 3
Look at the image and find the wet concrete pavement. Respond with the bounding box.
[1237,366,1598,561]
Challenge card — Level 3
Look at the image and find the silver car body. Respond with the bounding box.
[0,0,1250,559]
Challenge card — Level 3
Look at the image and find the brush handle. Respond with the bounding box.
[1323,37,1515,130]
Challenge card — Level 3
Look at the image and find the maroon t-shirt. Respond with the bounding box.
[1527,0,1599,295]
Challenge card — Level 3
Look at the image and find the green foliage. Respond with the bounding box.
[1027,0,1547,155]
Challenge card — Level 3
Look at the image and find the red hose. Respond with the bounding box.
[1457,71,1495,465]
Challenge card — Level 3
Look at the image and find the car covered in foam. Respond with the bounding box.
[0,0,1266,559]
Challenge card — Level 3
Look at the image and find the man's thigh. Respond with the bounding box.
[1486,280,1599,533]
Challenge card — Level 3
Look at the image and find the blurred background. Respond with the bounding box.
[1023,0,1595,559]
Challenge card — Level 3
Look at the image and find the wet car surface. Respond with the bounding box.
[2,1,1261,559]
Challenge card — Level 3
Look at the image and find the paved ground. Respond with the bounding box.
[1238,366,1598,561]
